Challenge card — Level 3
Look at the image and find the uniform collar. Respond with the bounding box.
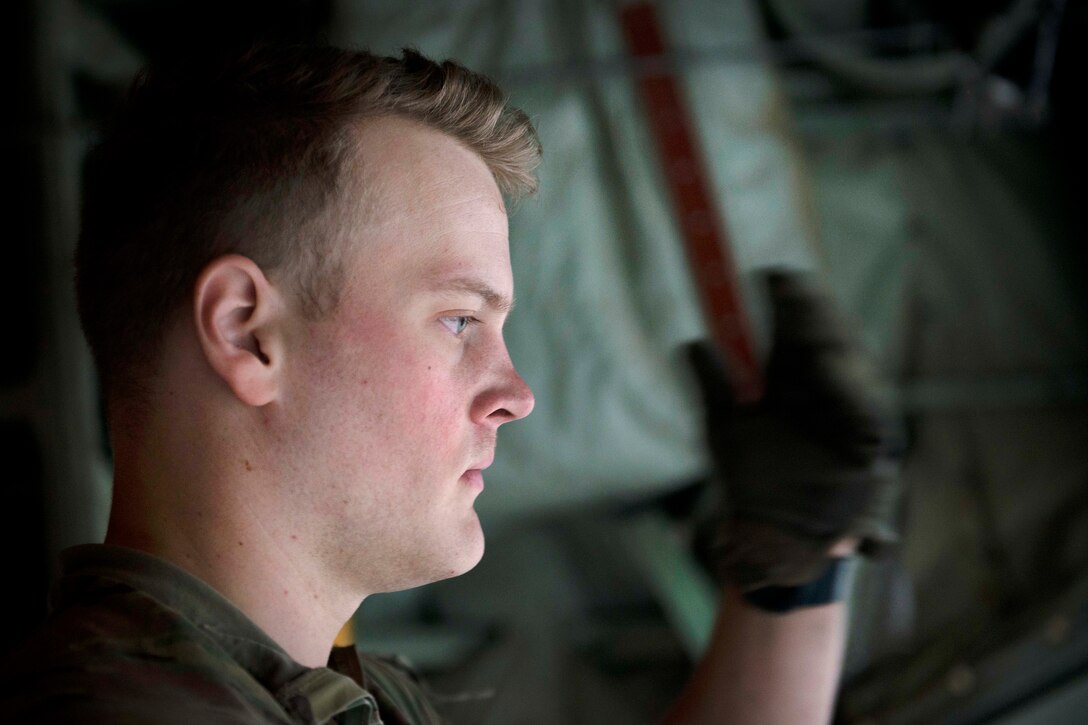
[55,544,377,724]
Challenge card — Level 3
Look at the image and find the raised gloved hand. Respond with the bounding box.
[687,270,902,592]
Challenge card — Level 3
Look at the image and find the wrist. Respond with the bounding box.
[741,557,856,614]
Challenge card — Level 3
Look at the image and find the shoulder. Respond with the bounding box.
[0,585,289,724]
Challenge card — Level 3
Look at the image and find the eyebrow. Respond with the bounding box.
[428,276,515,314]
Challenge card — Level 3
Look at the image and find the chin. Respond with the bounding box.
[435,517,486,581]
[450,522,486,576]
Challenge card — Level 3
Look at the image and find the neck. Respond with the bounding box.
[106,404,364,668]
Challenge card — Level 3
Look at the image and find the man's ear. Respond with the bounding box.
[193,254,285,407]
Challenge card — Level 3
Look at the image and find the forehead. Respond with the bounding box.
[348,117,506,226]
[337,117,511,295]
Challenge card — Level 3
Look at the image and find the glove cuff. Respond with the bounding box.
[742,557,856,614]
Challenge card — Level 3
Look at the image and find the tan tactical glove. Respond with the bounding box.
[688,270,902,592]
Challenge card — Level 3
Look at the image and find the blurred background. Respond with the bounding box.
[4,0,1087,722]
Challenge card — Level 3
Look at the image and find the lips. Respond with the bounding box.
[461,449,493,491]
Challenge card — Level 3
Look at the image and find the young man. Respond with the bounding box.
[2,44,896,723]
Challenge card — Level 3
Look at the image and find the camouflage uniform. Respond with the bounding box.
[0,545,443,724]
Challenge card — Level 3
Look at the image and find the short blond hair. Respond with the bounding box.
[76,44,541,402]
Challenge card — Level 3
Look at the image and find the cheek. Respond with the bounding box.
[382,359,465,449]
[328,324,465,457]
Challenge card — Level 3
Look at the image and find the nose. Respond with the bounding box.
[471,357,535,427]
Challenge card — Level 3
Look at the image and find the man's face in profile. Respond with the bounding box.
[271,117,535,595]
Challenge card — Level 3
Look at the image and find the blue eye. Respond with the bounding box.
[441,316,474,336]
